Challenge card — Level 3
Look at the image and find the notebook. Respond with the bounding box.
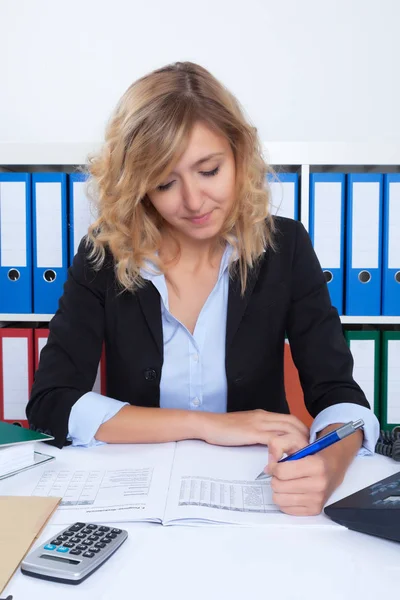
[0,421,55,479]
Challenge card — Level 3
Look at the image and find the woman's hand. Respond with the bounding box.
[265,425,363,516]
[199,410,309,447]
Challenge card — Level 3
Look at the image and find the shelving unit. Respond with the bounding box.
[1,141,399,325]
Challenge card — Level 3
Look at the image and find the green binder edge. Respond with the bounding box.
[0,421,54,447]
[381,331,400,430]
[344,330,380,420]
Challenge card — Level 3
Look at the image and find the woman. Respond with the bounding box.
[27,62,379,516]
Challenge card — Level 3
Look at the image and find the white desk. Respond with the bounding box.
[2,444,400,600]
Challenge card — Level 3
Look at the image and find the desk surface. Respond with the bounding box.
[2,443,400,600]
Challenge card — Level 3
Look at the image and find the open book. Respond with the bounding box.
[2,440,336,527]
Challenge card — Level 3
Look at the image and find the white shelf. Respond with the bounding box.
[0,142,399,330]
[0,314,54,322]
[264,142,400,166]
[340,316,400,325]
[1,142,400,166]
[0,314,399,325]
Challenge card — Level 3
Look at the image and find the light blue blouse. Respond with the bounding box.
[67,245,379,454]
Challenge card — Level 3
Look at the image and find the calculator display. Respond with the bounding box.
[40,554,81,565]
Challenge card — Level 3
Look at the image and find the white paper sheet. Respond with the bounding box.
[0,181,27,267]
[2,336,29,420]
[164,440,337,527]
[1,442,176,525]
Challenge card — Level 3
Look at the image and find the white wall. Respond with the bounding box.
[1,0,399,145]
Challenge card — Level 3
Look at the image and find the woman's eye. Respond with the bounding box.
[201,166,220,177]
[157,180,175,192]
[156,166,219,192]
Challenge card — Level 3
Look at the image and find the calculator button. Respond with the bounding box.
[70,523,85,532]
[89,547,101,553]
[58,535,69,541]
[71,537,81,543]
[44,544,56,551]
[111,528,122,534]
[63,531,74,537]
[86,524,97,530]
[94,542,106,549]
[105,533,117,539]
[76,532,86,539]
[70,549,82,555]
[56,547,69,553]
[101,537,112,544]
[81,528,93,534]
[50,539,62,545]
[81,540,92,546]
[88,535,100,541]
[75,545,87,551]
[98,526,110,532]
[64,542,75,548]
[83,551,95,558]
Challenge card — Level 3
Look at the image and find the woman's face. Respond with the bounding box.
[147,122,236,244]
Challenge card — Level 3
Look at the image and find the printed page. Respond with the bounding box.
[163,440,337,527]
[1,442,176,525]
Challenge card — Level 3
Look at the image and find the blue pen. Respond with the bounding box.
[255,419,364,480]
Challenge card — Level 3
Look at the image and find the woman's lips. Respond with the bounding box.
[187,210,213,224]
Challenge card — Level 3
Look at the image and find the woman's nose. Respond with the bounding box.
[182,180,204,212]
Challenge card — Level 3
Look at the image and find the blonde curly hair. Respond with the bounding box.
[85,61,276,294]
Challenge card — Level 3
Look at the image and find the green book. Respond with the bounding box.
[345,330,381,420]
[0,421,54,447]
[0,422,55,480]
[381,331,400,431]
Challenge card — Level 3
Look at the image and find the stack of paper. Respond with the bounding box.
[0,421,55,479]
[0,442,35,477]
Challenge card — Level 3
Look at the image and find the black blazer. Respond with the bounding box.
[27,217,369,448]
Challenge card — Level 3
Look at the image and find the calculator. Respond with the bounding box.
[21,522,128,584]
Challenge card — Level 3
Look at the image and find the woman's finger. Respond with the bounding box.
[262,412,309,438]
[267,432,309,464]
[271,473,327,494]
[272,455,326,482]
[277,505,323,517]
[272,492,320,508]
[259,420,309,438]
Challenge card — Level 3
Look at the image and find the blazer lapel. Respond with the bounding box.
[136,281,163,357]
[226,258,262,350]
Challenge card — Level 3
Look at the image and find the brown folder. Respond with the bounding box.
[0,496,61,593]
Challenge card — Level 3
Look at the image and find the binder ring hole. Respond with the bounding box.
[395,271,400,284]
[7,268,20,281]
[43,269,57,283]
[323,270,333,283]
[358,270,371,283]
